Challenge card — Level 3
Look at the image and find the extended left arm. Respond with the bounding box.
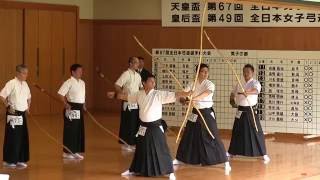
[192,90,212,101]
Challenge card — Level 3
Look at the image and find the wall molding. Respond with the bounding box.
[93,19,161,26]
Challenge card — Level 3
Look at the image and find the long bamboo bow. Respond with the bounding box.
[176,0,211,143]
[132,21,215,141]
[203,30,258,132]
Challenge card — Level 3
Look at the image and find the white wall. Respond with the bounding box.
[94,0,161,20]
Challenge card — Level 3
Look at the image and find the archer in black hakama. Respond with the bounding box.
[176,108,227,165]
[228,106,267,157]
[118,74,186,179]
[228,64,270,163]
[129,119,173,177]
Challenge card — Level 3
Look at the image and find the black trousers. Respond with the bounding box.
[3,110,29,163]
[63,102,85,153]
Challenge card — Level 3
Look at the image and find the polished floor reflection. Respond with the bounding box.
[0,112,320,180]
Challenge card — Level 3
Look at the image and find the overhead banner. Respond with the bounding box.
[161,0,320,27]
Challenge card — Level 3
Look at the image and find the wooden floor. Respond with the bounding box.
[0,112,320,180]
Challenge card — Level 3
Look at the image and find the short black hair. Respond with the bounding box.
[195,63,209,72]
[16,64,28,73]
[70,64,83,74]
[137,56,144,61]
[243,64,254,72]
[142,73,155,83]
[128,56,138,64]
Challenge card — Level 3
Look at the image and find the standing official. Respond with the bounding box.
[115,57,142,151]
[58,64,86,160]
[0,65,31,168]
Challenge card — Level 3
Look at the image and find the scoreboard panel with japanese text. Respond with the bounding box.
[153,49,320,135]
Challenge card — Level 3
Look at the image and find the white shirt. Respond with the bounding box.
[116,69,142,110]
[115,69,142,96]
[185,79,215,109]
[128,89,176,122]
[0,77,31,111]
[232,78,261,106]
[58,76,86,104]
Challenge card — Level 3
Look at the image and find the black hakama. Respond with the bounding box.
[63,102,85,153]
[3,110,29,164]
[176,108,227,166]
[129,120,173,177]
[228,106,267,156]
[119,101,139,145]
